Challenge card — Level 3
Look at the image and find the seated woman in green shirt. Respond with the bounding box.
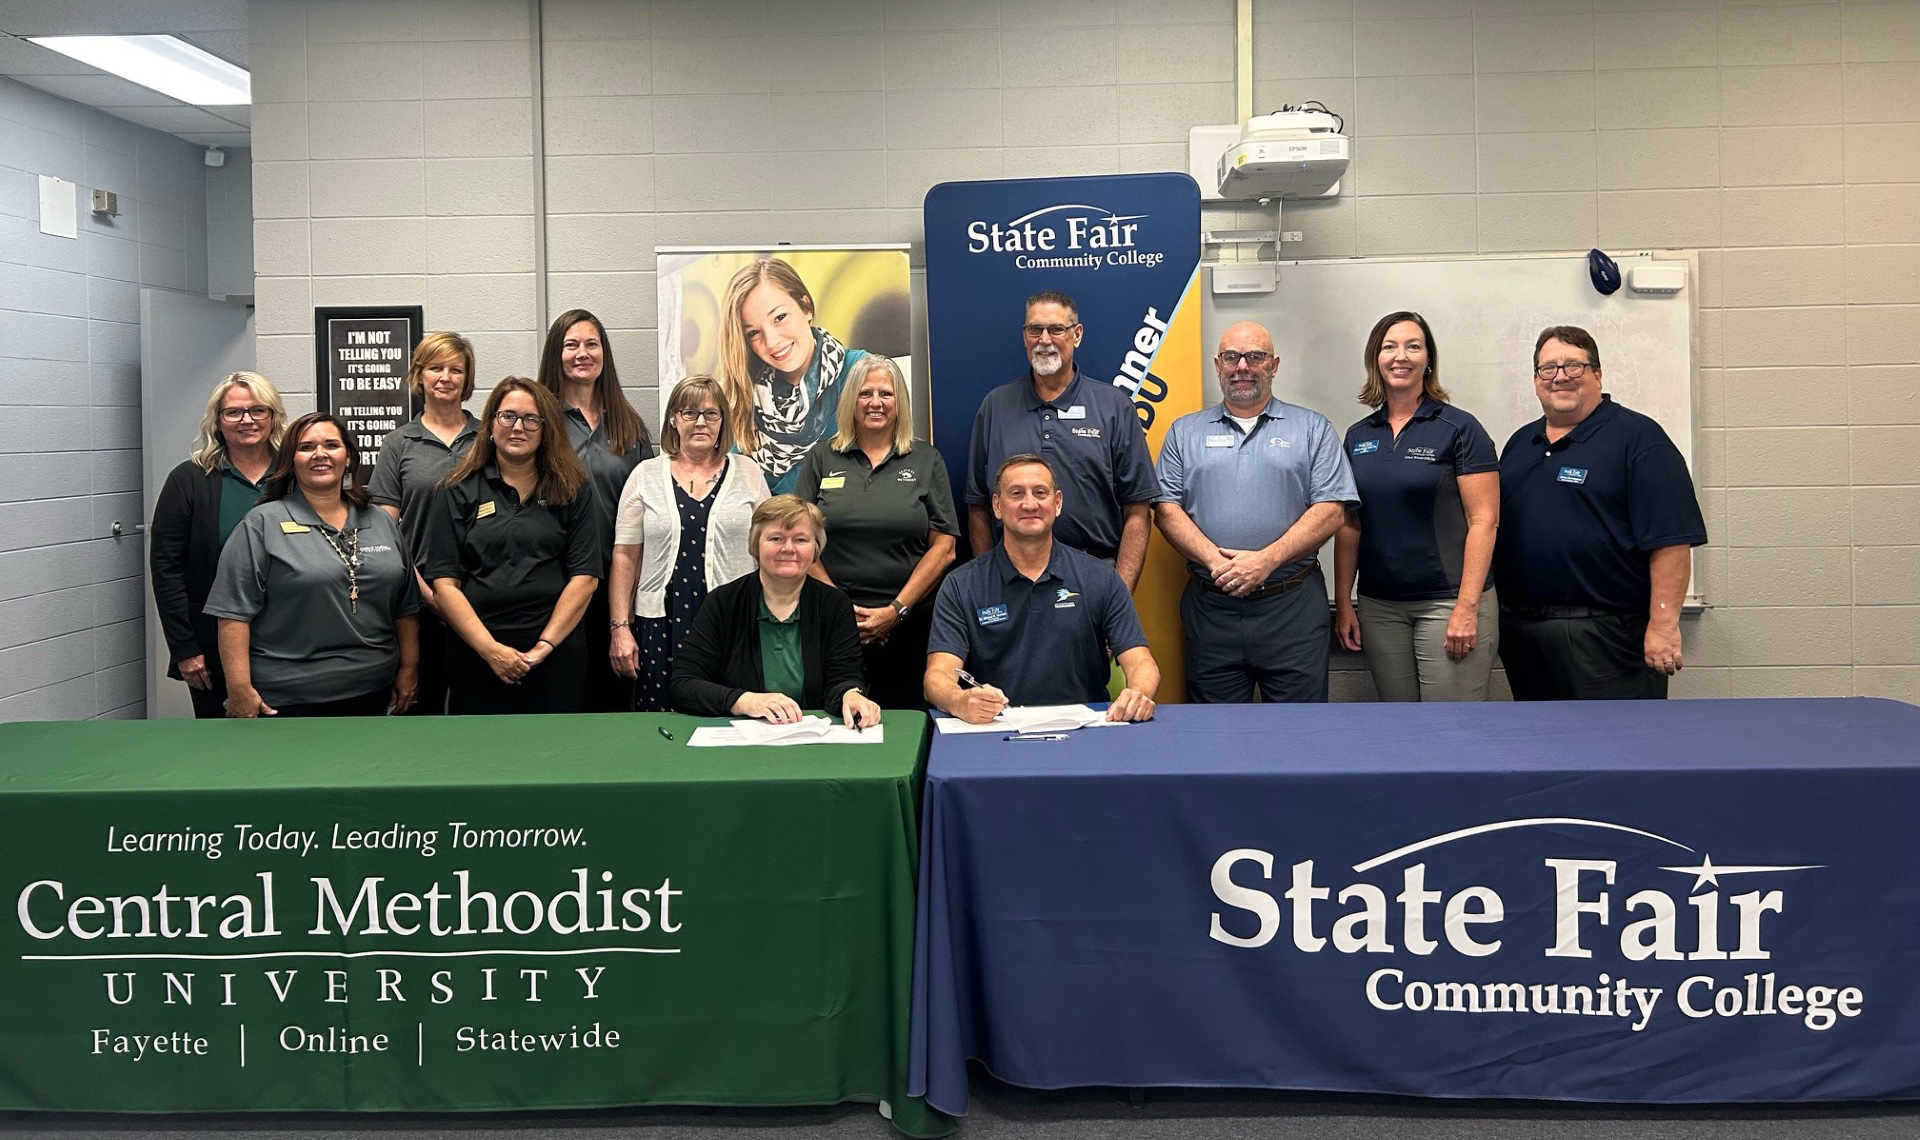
[668,496,880,729]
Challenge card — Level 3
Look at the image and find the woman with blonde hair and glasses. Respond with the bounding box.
[149,371,287,718]
[716,257,869,495]
[424,378,604,714]
[609,375,770,711]
[369,331,480,715]
[793,355,957,709]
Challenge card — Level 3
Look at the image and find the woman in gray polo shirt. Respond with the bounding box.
[206,413,420,717]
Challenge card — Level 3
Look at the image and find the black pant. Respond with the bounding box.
[580,581,633,713]
[1498,603,1668,701]
[274,688,391,718]
[1180,571,1331,704]
[186,672,228,720]
[392,607,450,716]
[447,626,587,715]
[857,602,934,710]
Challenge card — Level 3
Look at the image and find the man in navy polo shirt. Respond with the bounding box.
[963,291,1160,587]
[926,454,1159,723]
[1495,325,1707,700]
[1155,321,1359,703]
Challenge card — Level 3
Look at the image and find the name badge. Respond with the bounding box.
[819,476,846,490]
[1057,405,1087,420]
[976,604,1010,626]
[1351,439,1379,455]
[476,500,497,518]
[1206,435,1235,448]
[1557,467,1589,484]
[279,520,311,534]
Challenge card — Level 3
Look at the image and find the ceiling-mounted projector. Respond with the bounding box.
[1215,108,1349,201]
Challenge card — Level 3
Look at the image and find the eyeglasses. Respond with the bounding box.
[494,411,544,429]
[1022,323,1078,339]
[1216,351,1273,367]
[675,408,723,424]
[219,406,273,422]
[1534,362,1593,380]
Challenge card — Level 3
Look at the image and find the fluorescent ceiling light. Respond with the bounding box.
[27,35,250,105]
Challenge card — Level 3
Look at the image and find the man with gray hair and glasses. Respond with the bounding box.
[1494,325,1707,700]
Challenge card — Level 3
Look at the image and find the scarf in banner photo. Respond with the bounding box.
[750,327,864,491]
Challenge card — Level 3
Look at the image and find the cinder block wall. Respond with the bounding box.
[0,76,211,720]
[247,0,1919,703]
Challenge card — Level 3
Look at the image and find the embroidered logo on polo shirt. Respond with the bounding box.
[1405,445,1439,462]
[1557,467,1589,484]
[897,469,917,482]
[1054,587,1079,609]
[1351,439,1379,455]
[976,604,1010,626]
[1269,437,1291,447]
[1070,426,1102,439]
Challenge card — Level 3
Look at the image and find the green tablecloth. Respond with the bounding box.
[0,712,949,1137]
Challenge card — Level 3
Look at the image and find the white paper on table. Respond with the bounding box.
[933,704,1126,734]
[687,716,885,747]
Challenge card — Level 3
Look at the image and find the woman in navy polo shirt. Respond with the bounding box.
[1333,312,1501,701]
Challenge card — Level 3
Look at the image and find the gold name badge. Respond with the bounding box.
[279,520,311,534]
[477,500,497,519]
[819,476,846,490]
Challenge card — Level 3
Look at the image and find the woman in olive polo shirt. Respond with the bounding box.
[424,378,604,715]
[668,496,880,729]
[205,413,420,718]
[792,355,958,709]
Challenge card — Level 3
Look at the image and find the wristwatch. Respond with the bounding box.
[891,600,911,620]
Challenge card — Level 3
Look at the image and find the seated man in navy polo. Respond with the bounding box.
[1494,324,1708,700]
[926,454,1159,724]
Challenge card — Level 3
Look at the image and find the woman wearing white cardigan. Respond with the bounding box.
[609,375,771,710]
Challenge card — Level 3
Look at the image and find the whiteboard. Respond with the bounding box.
[1199,251,1699,602]
[1201,252,1696,472]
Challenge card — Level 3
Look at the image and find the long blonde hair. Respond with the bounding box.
[829,355,914,455]
[717,258,815,455]
[190,372,287,471]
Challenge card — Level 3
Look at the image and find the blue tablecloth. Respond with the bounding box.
[908,698,1920,1115]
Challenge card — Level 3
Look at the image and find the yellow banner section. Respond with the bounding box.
[1132,270,1206,703]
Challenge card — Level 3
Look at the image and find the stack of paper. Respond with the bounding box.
[687,716,885,748]
[933,704,1123,735]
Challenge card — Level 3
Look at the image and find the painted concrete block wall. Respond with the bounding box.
[0,76,211,721]
[249,0,1920,703]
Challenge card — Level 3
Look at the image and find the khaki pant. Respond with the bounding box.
[1356,588,1498,702]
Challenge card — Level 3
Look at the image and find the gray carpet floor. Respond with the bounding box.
[6,1073,1919,1140]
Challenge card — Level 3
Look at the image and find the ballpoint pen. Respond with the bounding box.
[657,726,675,742]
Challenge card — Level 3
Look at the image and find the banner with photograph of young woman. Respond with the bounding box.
[657,246,913,495]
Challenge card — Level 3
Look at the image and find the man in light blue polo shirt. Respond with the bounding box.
[1154,321,1359,702]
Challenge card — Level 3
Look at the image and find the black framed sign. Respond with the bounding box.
[314,305,424,479]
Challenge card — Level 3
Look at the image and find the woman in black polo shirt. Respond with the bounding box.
[1333,312,1501,702]
[424,378,604,715]
[368,331,481,715]
[205,413,419,718]
[792,356,958,708]
[669,496,879,728]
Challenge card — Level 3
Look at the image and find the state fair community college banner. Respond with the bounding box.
[923,174,1203,697]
